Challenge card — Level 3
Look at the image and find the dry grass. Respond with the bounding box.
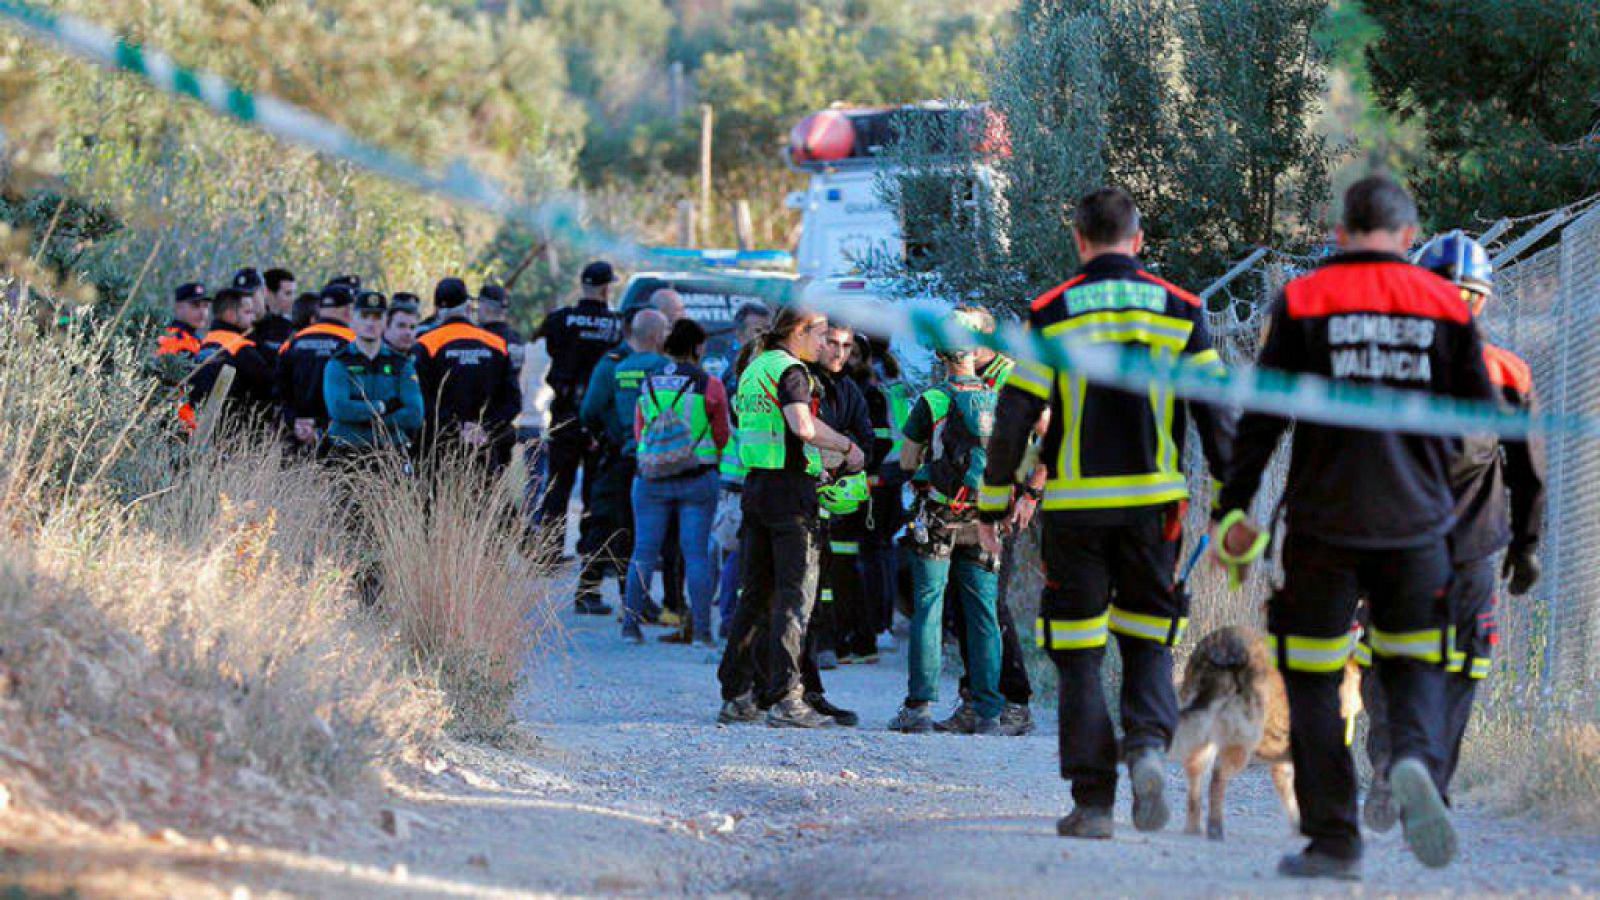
[0,290,555,844]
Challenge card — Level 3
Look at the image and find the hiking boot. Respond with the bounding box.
[639,602,663,625]
[816,650,839,670]
[657,609,683,629]
[805,693,859,728]
[767,697,837,729]
[1128,748,1171,833]
[717,693,762,725]
[973,715,1003,736]
[1364,777,1397,833]
[1276,849,1362,881]
[888,703,934,734]
[999,702,1034,736]
[621,622,645,645]
[575,595,613,616]
[1391,757,1457,868]
[934,700,977,734]
[1056,806,1113,840]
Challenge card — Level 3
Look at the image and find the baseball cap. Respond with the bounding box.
[319,283,357,308]
[354,290,388,315]
[581,261,617,286]
[479,283,509,308]
[174,282,210,305]
[434,277,471,309]
[231,267,264,292]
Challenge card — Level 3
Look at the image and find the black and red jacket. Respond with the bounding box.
[275,318,354,428]
[412,318,522,445]
[1220,251,1496,548]
[1448,343,1546,562]
[189,322,276,423]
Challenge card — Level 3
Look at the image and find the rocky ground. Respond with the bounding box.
[6,597,1600,897]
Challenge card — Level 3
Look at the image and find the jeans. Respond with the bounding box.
[718,503,820,706]
[907,543,1002,719]
[623,469,719,638]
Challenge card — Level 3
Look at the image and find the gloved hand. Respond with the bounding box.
[1502,545,1541,596]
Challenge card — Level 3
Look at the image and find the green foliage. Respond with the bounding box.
[879,0,1331,312]
[1362,0,1600,227]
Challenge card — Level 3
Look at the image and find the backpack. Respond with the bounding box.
[923,383,995,500]
[637,376,704,479]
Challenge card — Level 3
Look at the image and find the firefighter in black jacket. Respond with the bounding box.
[1360,231,1547,833]
[1215,178,1498,879]
[976,188,1235,842]
[189,287,276,427]
[277,282,356,452]
[413,277,522,471]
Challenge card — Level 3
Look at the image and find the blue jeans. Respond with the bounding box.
[624,469,719,637]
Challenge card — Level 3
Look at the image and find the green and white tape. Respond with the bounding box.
[1,0,1591,443]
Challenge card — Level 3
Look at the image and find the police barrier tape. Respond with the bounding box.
[1,0,1593,443]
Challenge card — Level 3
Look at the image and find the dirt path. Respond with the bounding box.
[12,602,1598,897]
[216,603,1599,898]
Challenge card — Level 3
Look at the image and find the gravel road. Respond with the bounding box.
[338,602,1600,898]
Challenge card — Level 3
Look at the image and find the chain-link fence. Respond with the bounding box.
[1483,206,1600,717]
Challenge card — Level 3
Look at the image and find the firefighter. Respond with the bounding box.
[323,290,425,459]
[276,282,355,453]
[1215,178,1497,878]
[1361,231,1547,832]
[253,268,298,353]
[532,262,624,531]
[977,187,1235,839]
[716,307,864,729]
[189,287,276,427]
[890,311,1012,736]
[412,278,521,471]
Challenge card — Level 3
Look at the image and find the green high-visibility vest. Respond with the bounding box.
[637,363,719,467]
[735,349,822,476]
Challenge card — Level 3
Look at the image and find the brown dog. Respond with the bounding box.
[1171,625,1362,841]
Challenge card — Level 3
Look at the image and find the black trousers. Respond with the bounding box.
[1273,532,1452,861]
[539,414,596,527]
[1363,552,1497,802]
[819,509,875,658]
[1040,508,1184,809]
[953,583,1032,705]
[862,477,905,634]
[577,452,635,603]
[717,506,821,706]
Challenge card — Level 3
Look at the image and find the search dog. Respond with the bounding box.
[1172,625,1362,841]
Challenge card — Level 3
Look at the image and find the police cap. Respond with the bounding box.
[328,274,362,290]
[174,282,210,305]
[581,261,617,286]
[232,267,264,292]
[320,282,357,308]
[354,290,388,314]
[479,283,509,308]
[435,277,471,309]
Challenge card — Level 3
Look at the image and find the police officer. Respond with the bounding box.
[579,309,670,618]
[1361,232,1547,832]
[476,282,526,469]
[276,282,356,452]
[716,307,864,729]
[532,262,624,529]
[1216,178,1497,878]
[253,268,298,353]
[412,277,521,471]
[230,267,269,324]
[189,287,276,427]
[323,290,425,459]
[977,187,1235,840]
